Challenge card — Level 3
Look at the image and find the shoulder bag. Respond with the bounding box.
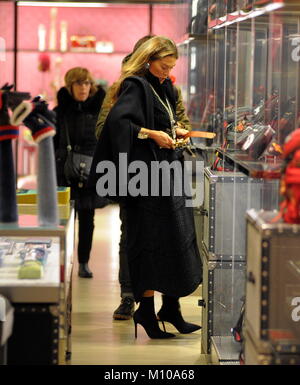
[63,118,93,186]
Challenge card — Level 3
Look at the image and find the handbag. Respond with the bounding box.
[64,151,93,184]
[63,118,93,186]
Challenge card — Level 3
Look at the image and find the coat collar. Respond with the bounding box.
[56,86,105,113]
[144,70,175,109]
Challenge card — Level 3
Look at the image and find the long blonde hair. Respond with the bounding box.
[111,35,178,102]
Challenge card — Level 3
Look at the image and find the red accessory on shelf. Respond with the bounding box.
[70,35,96,52]
[38,53,51,72]
[280,128,300,224]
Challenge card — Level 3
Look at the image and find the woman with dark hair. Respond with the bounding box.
[89,36,202,339]
[54,67,106,278]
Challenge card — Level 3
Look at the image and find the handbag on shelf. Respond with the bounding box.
[187,0,208,35]
[63,118,93,186]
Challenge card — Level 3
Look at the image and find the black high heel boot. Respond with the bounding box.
[133,296,175,339]
[157,295,201,334]
[78,263,93,278]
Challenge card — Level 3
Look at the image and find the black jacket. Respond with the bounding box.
[88,75,178,196]
[54,86,106,209]
[54,86,105,154]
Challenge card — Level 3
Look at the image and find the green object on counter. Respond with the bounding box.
[18,260,43,279]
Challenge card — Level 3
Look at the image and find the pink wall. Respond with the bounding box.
[0,2,15,85]
[17,4,150,53]
[16,4,150,101]
[0,2,14,49]
[152,4,189,42]
[0,2,189,102]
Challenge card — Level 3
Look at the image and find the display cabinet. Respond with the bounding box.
[245,209,300,365]
[206,2,300,157]
[181,0,300,365]
[177,36,209,130]
[0,204,74,365]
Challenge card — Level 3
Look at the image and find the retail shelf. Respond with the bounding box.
[0,203,75,286]
[5,49,128,55]
[208,2,286,30]
[176,33,208,46]
[216,148,283,179]
[0,240,60,302]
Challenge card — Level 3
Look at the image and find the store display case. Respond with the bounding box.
[203,168,279,260]
[207,2,300,159]
[244,330,300,365]
[0,204,75,365]
[175,1,220,173]
[200,167,279,358]
[244,209,300,364]
[188,0,300,364]
[176,1,210,132]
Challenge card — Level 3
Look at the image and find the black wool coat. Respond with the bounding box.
[89,76,202,302]
[54,86,107,210]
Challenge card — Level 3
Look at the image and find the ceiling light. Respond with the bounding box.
[17,2,107,8]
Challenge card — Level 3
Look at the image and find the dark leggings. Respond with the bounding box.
[119,204,133,297]
[76,208,95,264]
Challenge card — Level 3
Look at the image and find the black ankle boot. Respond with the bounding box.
[113,297,135,320]
[157,295,201,334]
[133,296,175,339]
[78,263,93,278]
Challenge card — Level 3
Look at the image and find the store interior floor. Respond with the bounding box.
[70,204,208,365]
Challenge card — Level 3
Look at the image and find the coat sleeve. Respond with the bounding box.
[175,85,192,131]
[95,85,115,140]
[88,78,148,193]
[105,78,147,161]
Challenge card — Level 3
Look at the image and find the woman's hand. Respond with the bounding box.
[174,126,190,147]
[150,130,175,149]
[139,127,175,149]
[175,126,189,138]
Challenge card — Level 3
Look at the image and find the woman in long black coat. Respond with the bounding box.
[89,36,202,338]
[54,67,106,278]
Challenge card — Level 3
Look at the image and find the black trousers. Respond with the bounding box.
[119,205,134,298]
[76,208,95,264]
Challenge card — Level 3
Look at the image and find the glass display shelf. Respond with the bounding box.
[0,203,75,301]
[7,49,127,55]
[0,236,60,303]
[216,148,283,178]
[207,1,295,30]
[0,203,75,364]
